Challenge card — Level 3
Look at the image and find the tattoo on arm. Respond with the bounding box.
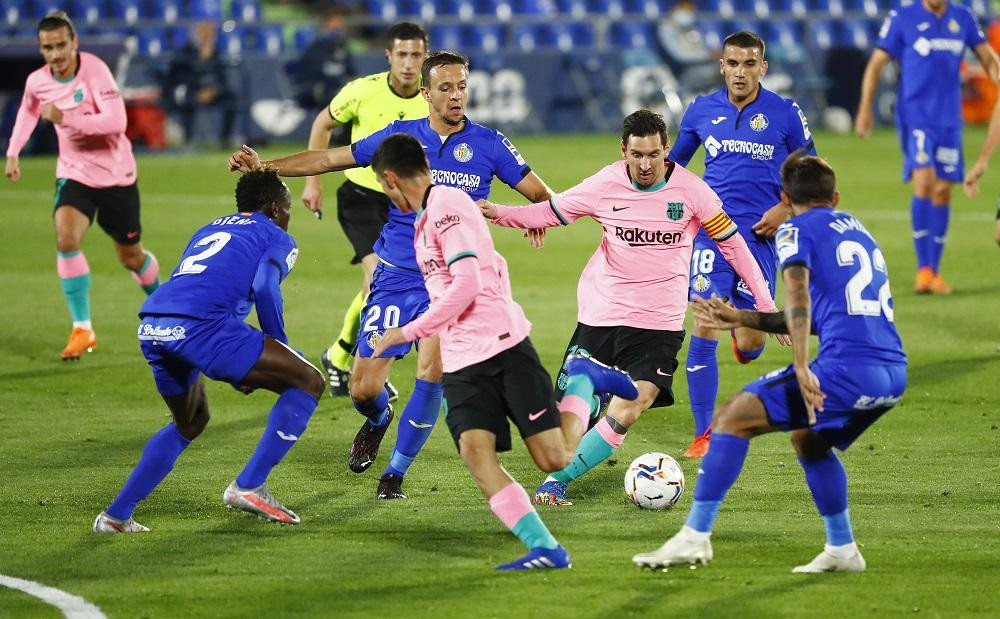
[748,311,788,334]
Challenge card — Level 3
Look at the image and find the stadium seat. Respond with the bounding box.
[514,0,556,14]
[293,25,316,51]
[625,0,668,18]
[607,21,655,49]
[169,25,189,50]
[772,0,807,16]
[189,0,223,19]
[565,20,595,47]
[150,0,182,23]
[464,23,503,52]
[735,0,770,18]
[367,0,400,21]
[590,0,625,18]
[554,0,588,18]
[409,0,437,20]
[429,23,463,49]
[217,25,243,56]
[437,0,477,20]
[843,0,880,17]
[697,20,728,50]
[69,0,105,24]
[477,0,514,20]
[254,24,283,56]
[136,28,167,56]
[31,0,63,18]
[765,19,804,51]
[231,0,261,22]
[838,18,870,49]
[109,0,143,24]
[511,23,541,52]
[807,19,835,51]
[730,19,765,38]
[809,0,845,17]
[1,0,25,25]
[697,0,735,19]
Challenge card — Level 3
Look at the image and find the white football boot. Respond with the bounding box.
[223,481,300,524]
[92,511,149,534]
[632,526,713,568]
[792,544,866,573]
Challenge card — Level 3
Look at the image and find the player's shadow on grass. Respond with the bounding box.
[907,354,1000,388]
[0,360,133,382]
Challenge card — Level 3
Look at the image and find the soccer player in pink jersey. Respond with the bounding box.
[478,110,780,507]
[4,11,159,360]
[369,133,639,570]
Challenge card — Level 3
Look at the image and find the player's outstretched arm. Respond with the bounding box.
[782,264,824,422]
[692,296,788,334]
[301,110,343,214]
[855,48,891,139]
[229,145,357,177]
[513,172,554,249]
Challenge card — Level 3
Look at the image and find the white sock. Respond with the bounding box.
[73,320,93,330]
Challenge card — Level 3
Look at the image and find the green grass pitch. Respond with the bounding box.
[1,129,999,618]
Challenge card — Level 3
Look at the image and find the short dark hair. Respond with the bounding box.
[387,22,428,51]
[421,50,469,86]
[38,10,76,39]
[622,109,669,149]
[235,167,288,212]
[372,134,430,179]
[781,150,836,205]
[723,31,765,57]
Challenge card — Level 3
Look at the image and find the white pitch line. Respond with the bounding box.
[0,574,107,619]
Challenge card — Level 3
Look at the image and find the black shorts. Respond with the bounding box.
[443,337,561,453]
[336,180,391,264]
[53,178,142,245]
[554,323,685,409]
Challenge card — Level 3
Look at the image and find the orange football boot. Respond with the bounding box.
[683,428,711,458]
[914,267,934,294]
[61,327,96,360]
[928,274,953,295]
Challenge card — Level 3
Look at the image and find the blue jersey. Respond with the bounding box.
[140,211,298,330]
[351,117,531,269]
[670,87,815,240]
[775,208,906,366]
[877,2,985,129]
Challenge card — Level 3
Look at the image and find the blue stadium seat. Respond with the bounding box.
[429,23,463,49]
[437,0,477,20]
[771,0,807,16]
[294,25,316,51]
[253,24,283,55]
[565,21,595,47]
[477,0,514,20]
[408,0,437,20]
[547,21,594,50]
[31,0,63,18]
[607,21,655,49]
[697,0,735,19]
[807,19,835,50]
[1,0,26,25]
[735,0,770,18]
[809,0,845,17]
[367,0,401,21]
[697,20,728,50]
[511,23,542,52]
[217,26,243,56]
[514,0,556,14]
[231,0,261,22]
[464,23,503,52]
[765,19,804,51]
[730,19,765,38]
[109,0,143,24]
[169,25,189,50]
[838,18,871,48]
[150,0,182,23]
[591,0,626,18]
[69,0,105,24]
[136,28,167,56]
[189,0,223,19]
[843,0,880,16]
[554,0,588,18]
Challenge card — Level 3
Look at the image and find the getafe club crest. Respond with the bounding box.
[693,274,711,293]
[453,143,473,163]
[666,201,684,221]
[749,113,768,132]
[948,19,960,33]
[366,330,381,351]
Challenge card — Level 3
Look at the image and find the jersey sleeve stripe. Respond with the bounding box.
[548,198,570,226]
[446,251,478,266]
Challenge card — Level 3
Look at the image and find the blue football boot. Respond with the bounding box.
[534,479,571,507]
[496,545,572,571]
[564,354,639,401]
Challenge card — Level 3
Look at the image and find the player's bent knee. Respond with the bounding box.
[300,365,325,400]
[534,450,572,473]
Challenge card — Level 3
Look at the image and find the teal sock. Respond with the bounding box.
[563,373,596,402]
[550,418,623,483]
[58,250,91,324]
[511,511,559,550]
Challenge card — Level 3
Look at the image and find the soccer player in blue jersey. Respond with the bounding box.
[633,151,907,573]
[668,31,813,458]
[229,51,552,500]
[856,0,1000,294]
[92,168,325,533]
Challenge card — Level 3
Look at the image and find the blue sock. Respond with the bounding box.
[928,204,950,273]
[106,424,191,520]
[384,379,442,477]
[685,432,749,533]
[236,388,318,489]
[798,452,854,546]
[685,336,719,436]
[911,196,932,270]
[354,387,390,427]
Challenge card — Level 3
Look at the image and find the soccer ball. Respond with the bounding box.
[624,452,685,510]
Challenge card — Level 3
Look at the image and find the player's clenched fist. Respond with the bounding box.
[228,145,261,172]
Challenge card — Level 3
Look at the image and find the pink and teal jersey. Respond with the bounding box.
[402,185,530,372]
[490,160,775,331]
[7,51,136,188]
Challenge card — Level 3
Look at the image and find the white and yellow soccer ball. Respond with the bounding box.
[624,452,685,510]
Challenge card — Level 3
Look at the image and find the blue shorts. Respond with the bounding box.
[138,314,265,396]
[899,124,963,183]
[688,233,777,311]
[743,360,907,451]
[356,262,430,359]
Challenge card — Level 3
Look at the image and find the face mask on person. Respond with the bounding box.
[673,9,695,28]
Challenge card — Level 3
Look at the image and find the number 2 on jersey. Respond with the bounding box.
[837,240,894,321]
[176,232,232,275]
